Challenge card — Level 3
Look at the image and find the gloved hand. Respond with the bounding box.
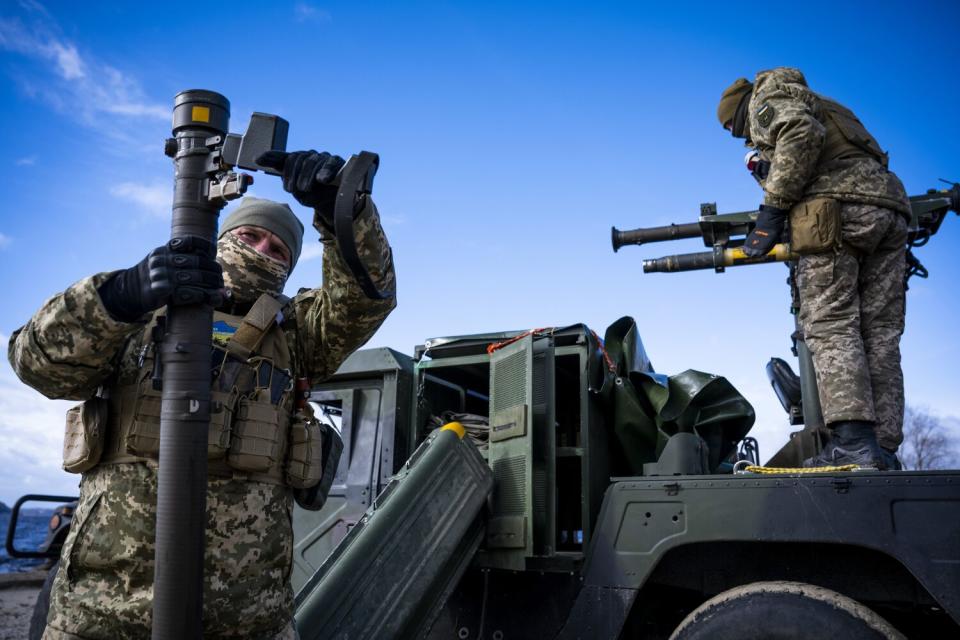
[98,237,224,322]
[743,205,788,257]
[257,150,346,229]
[744,150,770,181]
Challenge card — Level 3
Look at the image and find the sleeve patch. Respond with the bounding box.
[757,104,775,128]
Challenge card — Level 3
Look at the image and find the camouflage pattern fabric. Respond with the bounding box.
[747,67,910,216]
[11,197,396,639]
[738,67,910,449]
[8,272,144,401]
[797,203,907,450]
[218,233,290,305]
[42,622,297,640]
[44,464,294,640]
[290,201,397,380]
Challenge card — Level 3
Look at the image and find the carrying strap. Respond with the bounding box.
[333,151,394,300]
[224,293,286,361]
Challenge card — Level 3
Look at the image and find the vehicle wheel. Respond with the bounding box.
[669,581,905,640]
[28,560,58,640]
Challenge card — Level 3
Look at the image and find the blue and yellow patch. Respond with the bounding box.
[212,320,237,346]
[756,103,775,128]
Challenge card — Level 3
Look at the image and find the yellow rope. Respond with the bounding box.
[740,464,860,474]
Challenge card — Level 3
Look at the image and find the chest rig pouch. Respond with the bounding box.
[216,294,292,479]
[105,294,323,488]
[62,392,109,474]
[120,309,258,462]
[217,295,324,488]
[789,197,842,255]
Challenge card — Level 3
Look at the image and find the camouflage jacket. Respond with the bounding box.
[748,67,910,216]
[6,200,396,638]
[9,199,396,400]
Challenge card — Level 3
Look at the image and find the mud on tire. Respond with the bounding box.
[669,581,905,640]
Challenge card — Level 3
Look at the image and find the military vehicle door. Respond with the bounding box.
[483,334,556,570]
[291,380,392,592]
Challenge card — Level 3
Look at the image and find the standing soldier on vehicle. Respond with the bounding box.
[7,150,397,639]
[716,67,911,469]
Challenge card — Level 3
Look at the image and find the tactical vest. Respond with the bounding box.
[817,96,889,168]
[98,295,304,485]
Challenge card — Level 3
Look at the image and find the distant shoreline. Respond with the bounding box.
[0,512,54,574]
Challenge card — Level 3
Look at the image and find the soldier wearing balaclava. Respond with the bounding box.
[717,68,910,470]
[8,149,396,639]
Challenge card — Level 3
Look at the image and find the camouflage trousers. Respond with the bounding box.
[42,623,298,640]
[42,462,295,640]
[796,202,908,450]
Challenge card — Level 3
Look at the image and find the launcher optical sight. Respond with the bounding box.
[164,90,289,205]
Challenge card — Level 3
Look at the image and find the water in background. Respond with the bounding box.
[0,509,54,573]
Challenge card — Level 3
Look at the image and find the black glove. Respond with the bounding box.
[257,150,346,229]
[98,237,223,322]
[744,150,770,181]
[743,205,788,257]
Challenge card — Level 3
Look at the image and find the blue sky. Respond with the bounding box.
[1,0,958,503]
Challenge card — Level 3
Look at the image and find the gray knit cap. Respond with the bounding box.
[219,196,305,272]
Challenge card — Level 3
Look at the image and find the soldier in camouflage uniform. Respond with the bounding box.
[717,68,911,469]
[8,150,397,639]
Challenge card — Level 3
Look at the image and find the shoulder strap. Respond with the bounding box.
[224,293,284,361]
[333,151,394,300]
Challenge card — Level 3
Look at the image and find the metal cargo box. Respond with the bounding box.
[295,425,494,640]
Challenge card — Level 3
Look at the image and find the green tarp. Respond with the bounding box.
[596,316,755,473]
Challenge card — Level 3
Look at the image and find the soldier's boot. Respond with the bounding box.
[803,420,885,469]
[880,447,902,471]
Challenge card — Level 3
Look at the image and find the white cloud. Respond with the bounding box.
[50,40,83,79]
[0,8,168,140]
[299,242,324,262]
[0,233,11,249]
[17,0,51,17]
[104,100,168,120]
[15,155,36,166]
[294,3,331,23]
[110,181,171,218]
[0,332,80,505]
